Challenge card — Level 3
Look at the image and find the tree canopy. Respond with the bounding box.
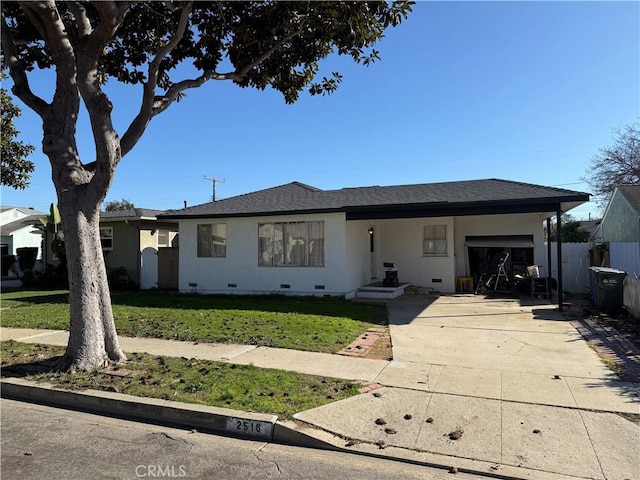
[1,72,35,189]
[1,1,412,372]
[584,123,640,208]
[547,214,591,243]
[104,199,135,212]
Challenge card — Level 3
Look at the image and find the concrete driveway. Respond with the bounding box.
[376,294,638,412]
[296,293,640,479]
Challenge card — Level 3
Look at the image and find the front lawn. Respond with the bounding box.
[1,340,360,420]
[0,289,387,353]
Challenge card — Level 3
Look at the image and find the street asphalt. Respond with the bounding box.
[1,293,639,480]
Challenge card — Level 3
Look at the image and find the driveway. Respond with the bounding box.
[296,294,639,479]
[376,294,638,412]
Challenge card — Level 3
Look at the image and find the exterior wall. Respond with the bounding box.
[0,209,44,262]
[371,217,456,292]
[454,213,547,275]
[9,226,43,257]
[344,220,373,296]
[178,213,350,296]
[593,189,640,243]
[102,221,141,284]
[0,208,26,225]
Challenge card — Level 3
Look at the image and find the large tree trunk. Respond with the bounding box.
[58,197,126,371]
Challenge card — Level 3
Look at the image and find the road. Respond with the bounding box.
[1,399,479,480]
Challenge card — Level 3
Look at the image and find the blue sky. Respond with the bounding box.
[2,1,639,220]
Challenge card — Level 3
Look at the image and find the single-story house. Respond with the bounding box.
[1,205,47,276]
[158,178,590,307]
[42,208,179,288]
[99,209,179,288]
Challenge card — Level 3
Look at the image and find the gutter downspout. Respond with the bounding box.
[546,217,552,300]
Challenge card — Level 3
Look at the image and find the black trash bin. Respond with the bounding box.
[588,267,627,314]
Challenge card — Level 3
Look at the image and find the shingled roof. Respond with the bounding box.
[617,185,640,215]
[159,178,590,220]
[100,208,165,220]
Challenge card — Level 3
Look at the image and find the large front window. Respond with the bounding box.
[258,221,324,267]
[197,224,226,257]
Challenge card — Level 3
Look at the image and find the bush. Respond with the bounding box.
[108,266,136,291]
[16,247,38,272]
[1,255,16,277]
[21,264,69,289]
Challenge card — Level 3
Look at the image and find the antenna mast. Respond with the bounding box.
[204,176,225,202]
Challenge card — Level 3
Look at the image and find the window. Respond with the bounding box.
[197,224,226,257]
[258,221,324,267]
[100,226,113,251]
[423,224,447,255]
[157,229,170,247]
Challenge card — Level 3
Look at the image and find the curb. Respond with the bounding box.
[0,377,333,450]
[1,377,589,480]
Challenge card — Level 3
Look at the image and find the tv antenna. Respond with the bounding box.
[204,176,225,202]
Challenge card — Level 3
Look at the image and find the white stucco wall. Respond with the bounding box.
[344,220,372,296]
[370,217,456,292]
[1,208,45,261]
[178,213,351,296]
[178,211,549,297]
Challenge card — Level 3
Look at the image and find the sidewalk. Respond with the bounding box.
[2,295,640,480]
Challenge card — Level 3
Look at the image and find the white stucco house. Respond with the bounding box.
[0,205,46,276]
[158,178,589,307]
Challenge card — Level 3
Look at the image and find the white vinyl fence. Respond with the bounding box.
[610,242,640,277]
[547,242,591,294]
[624,277,640,319]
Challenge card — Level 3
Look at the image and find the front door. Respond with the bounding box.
[369,226,376,280]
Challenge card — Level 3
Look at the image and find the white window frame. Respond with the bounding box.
[423,224,447,256]
[100,226,114,251]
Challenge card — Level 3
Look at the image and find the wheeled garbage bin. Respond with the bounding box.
[588,267,627,314]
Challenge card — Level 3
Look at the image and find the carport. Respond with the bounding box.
[347,186,590,311]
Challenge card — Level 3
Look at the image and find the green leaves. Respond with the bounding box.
[0,76,35,189]
[2,1,414,104]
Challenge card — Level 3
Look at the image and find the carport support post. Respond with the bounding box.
[556,208,563,311]
[547,217,552,299]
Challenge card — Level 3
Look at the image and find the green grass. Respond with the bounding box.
[0,289,387,353]
[0,340,360,420]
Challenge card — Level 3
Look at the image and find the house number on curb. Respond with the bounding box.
[226,417,273,439]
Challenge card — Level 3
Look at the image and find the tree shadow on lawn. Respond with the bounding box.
[109,291,389,325]
[1,290,69,306]
[3,289,388,324]
[2,357,64,378]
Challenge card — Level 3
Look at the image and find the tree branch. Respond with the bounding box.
[1,12,49,117]
[121,17,306,157]
[120,2,193,156]
[68,2,93,40]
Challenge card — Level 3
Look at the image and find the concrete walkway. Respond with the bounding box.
[2,294,639,479]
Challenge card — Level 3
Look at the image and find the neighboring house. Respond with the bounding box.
[159,178,589,302]
[0,206,47,276]
[579,219,601,238]
[42,208,179,288]
[590,185,640,271]
[591,185,640,243]
[99,209,179,288]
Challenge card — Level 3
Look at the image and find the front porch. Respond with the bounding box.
[355,281,411,299]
